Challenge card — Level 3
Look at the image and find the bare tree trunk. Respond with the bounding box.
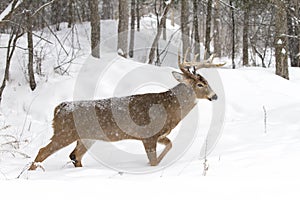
[102,0,113,19]
[154,0,161,65]
[68,0,74,28]
[148,0,173,64]
[136,0,140,32]
[4,33,14,82]
[295,0,300,67]
[200,2,206,44]
[162,1,167,40]
[77,1,89,22]
[229,0,236,69]
[242,4,249,66]
[181,0,190,59]
[297,0,300,67]
[275,0,289,79]
[0,29,23,102]
[129,0,135,58]
[204,0,212,58]
[118,0,129,57]
[25,10,36,91]
[171,7,174,27]
[287,0,300,67]
[89,0,100,58]
[51,1,60,31]
[213,0,221,57]
[193,0,200,61]
[250,42,267,68]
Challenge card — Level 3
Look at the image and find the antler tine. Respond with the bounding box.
[178,48,193,73]
[178,47,225,74]
[208,54,214,63]
[194,62,226,69]
[193,53,225,69]
[193,54,199,63]
[203,49,208,61]
[178,49,189,74]
[178,49,181,66]
[183,47,190,63]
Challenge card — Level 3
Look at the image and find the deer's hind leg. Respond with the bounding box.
[142,136,172,166]
[29,134,77,170]
[157,137,172,164]
[69,140,95,167]
[142,138,158,166]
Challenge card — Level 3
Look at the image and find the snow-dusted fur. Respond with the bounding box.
[29,71,217,170]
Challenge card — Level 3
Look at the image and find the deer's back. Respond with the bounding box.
[52,91,182,141]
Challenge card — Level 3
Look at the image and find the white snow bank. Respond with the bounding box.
[0,18,299,200]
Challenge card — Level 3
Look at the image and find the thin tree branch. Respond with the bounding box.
[31,0,58,18]
[148,0,174,64]
[0,0,23,23]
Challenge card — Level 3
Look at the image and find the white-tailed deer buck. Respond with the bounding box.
[29,52,224,170]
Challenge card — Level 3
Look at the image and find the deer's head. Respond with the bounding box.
[172,67,217,101]
[172,50,225,101]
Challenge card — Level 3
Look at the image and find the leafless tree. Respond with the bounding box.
[117,0,129,57]
[0,27,24,102]
[242,1,250,66]
[161,1,167,41]
[287,0,300,67]
[229,0,236,69]
[181,0,189,59]
[68,0,74,28]
[136,0,140,32]
[204,0,212,58]
[148,0,174,64]
[129,0,136,58]
[213,0,221,58]
[193,0,200,61]
[102,0,113,20]
[89,0,100,58]
[25,9,36,91]
[274,0,289,79]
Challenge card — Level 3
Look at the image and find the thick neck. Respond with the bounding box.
[170,83,197,119]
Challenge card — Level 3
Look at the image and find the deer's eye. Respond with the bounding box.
[197,83,204,88]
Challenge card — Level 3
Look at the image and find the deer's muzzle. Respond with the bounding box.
[209,94,218,101]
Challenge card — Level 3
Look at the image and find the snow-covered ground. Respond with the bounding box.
[0,17,300,199]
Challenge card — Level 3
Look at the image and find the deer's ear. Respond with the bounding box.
[172,71,185,83]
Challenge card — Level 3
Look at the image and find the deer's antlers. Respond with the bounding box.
[178,48,225,74]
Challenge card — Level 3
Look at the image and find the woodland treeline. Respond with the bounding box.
[0,0,299,98]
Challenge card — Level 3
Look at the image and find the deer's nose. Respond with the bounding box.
[210,94,218,101]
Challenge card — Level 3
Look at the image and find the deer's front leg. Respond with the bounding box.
[142,138,158,166]
[157,137,172,164]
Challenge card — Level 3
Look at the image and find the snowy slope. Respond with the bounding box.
[0,17,300,199]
